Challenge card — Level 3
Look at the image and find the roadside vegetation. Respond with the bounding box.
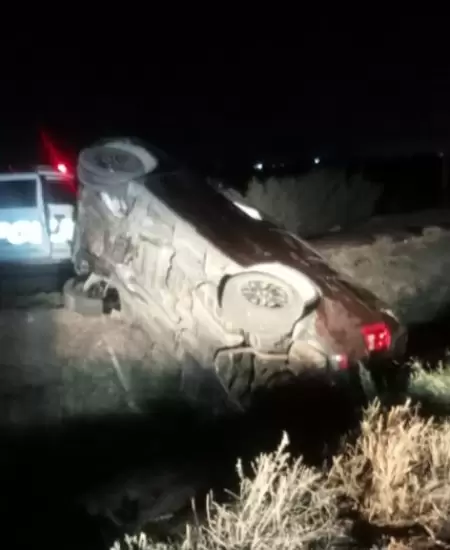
[244,169,382,238]
[112,357,450,549]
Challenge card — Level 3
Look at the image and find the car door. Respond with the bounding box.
[40,173,76,261]
[0,173,51,262]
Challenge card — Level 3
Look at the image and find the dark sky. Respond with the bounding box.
[3,15,450,167]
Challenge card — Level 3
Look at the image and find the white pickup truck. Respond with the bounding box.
[0,164,76,268]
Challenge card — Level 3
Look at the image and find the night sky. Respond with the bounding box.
[3,15,450,169]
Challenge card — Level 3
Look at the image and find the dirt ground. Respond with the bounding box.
[0,294,236,428]
[0,305,148,423]
[0,301,233,544]
[312,209,450,325]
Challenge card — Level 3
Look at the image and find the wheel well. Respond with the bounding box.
[217,274,231,308]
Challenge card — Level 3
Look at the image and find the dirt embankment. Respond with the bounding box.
[311,210,450,325]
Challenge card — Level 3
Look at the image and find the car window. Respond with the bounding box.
[41,176,76,205]
[0,178,37,208]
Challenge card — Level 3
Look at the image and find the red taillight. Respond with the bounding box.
[361,322,391,352]
[57,163,68,174]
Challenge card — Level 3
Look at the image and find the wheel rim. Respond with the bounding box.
[240,280,289,309]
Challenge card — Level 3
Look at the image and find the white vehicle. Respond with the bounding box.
[0,164,76,265]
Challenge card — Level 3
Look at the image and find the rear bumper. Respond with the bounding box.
[288,321,408,376]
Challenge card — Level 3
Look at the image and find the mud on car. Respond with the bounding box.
[65,137,408,408]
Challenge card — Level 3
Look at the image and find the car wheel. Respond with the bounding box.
[220,271,305,336]
[78,140,158,188]
[63,277,105,317]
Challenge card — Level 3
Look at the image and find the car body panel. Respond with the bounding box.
[137,170,404,359]
[73,139,407,370]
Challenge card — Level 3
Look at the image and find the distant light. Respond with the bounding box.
[314,157,320,165]
[254,162,263,171]
[438,151,444,158]
[57,163,68,174]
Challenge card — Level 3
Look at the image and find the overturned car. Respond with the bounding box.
[65,138,407,406]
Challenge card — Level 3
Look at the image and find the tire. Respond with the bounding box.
[63,277,104,317]
[220,271,304,335]
[78,141,158,188]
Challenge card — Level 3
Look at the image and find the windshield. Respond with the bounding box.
[0,178,37,208]
[41,176,76,205]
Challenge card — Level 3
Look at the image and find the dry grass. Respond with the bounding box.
[245,170,382,238]
[112,365,450,549]
[111,433,344,549]
[330,400,450,532]
[407,356,450,403]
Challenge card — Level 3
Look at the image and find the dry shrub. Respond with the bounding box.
[194,432,342,549]
[113,397,450,549]
[112,433,344,549]
[329,399,450,535]
[407,357,450,403]
[245,170,382,237]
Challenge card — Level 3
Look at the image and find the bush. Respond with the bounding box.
[245,170,382,238]
[112,433,344,549]
[330,400,450,534]
[113,389,450,549]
